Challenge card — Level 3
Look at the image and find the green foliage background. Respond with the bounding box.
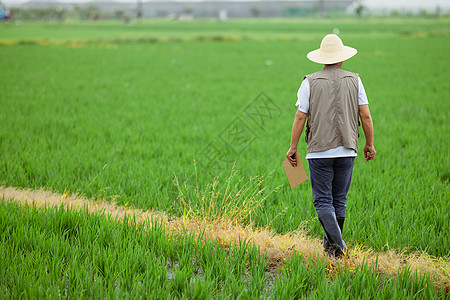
[0,19,449,257]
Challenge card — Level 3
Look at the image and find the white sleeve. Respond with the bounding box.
[295,78,310,113]
[358,77,369,106]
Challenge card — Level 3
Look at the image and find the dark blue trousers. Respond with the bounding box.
[308,157,355,219]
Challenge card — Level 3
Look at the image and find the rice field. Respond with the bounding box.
[2,200,444,298]
[0,18,449,297]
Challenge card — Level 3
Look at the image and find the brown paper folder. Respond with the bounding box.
[283,152,308,189]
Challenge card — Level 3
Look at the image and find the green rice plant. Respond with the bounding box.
[271,252,441,299]
[0,200,447,298]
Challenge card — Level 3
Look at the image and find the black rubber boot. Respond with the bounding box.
[323,216,345,251]
[319,212,348,258]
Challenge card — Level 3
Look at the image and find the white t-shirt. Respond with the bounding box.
[295,77,369,159]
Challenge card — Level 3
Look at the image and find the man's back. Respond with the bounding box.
[305,65,360,153]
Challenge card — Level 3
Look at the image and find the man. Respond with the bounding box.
[286,34,375,258]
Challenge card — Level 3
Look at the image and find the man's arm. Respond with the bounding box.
[286,110,307,167]
[359,104,376,161]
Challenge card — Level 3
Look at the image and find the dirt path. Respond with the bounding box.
[1,185,448,291]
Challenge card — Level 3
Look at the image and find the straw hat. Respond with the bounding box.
[307,34,357,64]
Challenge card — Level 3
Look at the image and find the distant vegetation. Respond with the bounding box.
[4,3,448,21]
[9,6,119,21]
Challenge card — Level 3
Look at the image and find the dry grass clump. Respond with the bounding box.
[1,183,449,292]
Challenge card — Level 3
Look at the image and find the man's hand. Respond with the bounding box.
[286,148,298,167]
[363,144,376,162]
[359,105,375,162]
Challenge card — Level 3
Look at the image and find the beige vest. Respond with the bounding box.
[305,65,359,153]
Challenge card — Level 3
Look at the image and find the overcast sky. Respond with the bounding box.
[2,0,449,11]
